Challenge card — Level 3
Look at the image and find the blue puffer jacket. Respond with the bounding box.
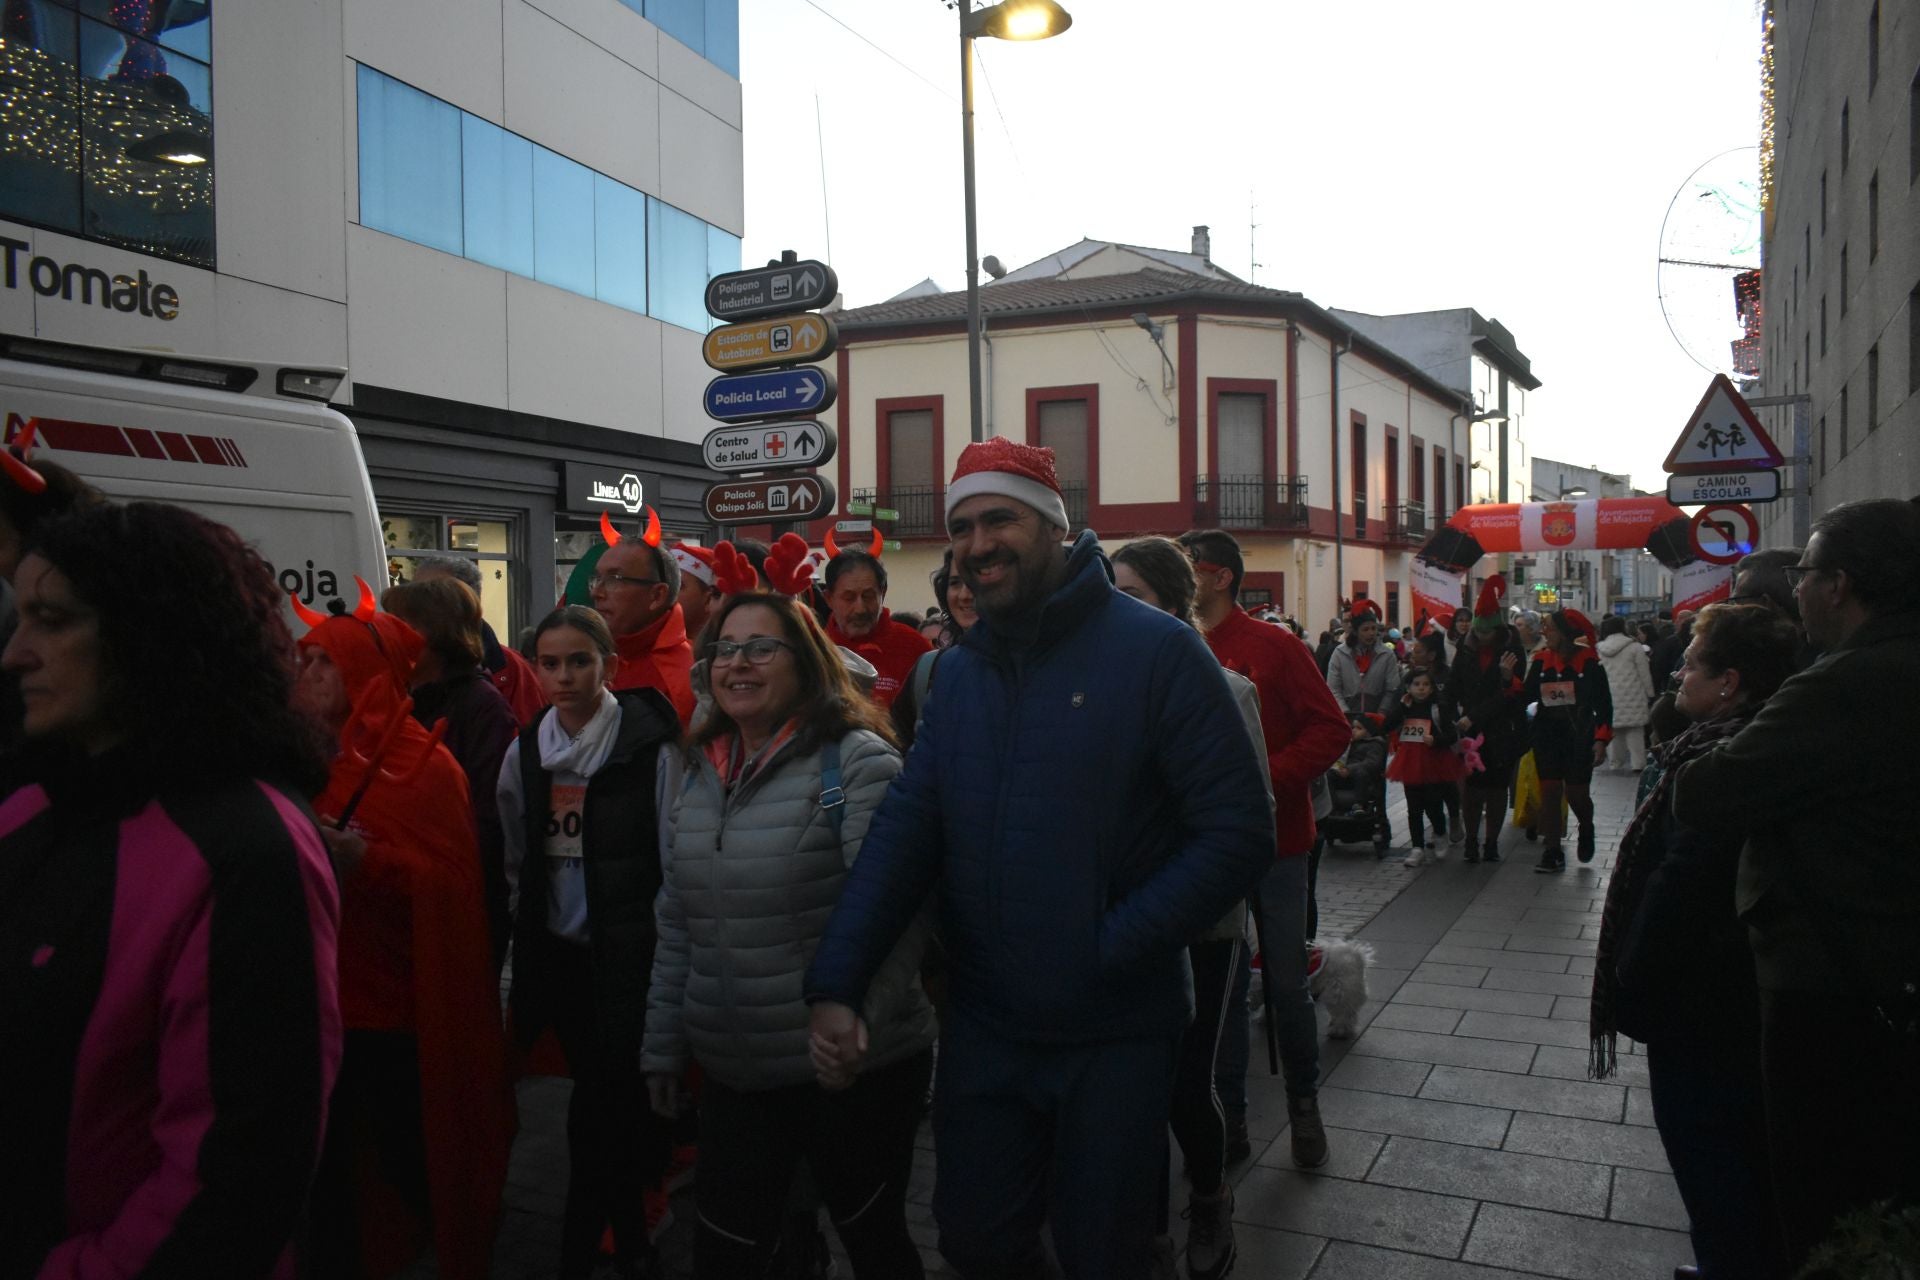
[804,532,1275,1044]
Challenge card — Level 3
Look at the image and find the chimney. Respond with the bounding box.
[1191,225,1211,261]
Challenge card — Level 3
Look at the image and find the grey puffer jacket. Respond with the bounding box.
[644,728,936,1091]
[1326,640,1402,715]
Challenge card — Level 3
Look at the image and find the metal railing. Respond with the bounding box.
[850,485,944,536]
[1193,476,1310,529]
[1387,502,1429,544]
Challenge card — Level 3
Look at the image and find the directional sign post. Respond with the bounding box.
[703,475,837,524]
[702,422,836,474]
[703,367,837,424]
[1666,469,1781,506]
[705,259,839,322]
[702,313,837,374]
[1688,502,1759,565]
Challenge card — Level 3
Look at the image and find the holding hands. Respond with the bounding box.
[809,1000,869,1091]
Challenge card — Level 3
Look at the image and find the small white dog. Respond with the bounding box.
[1251,938,1375,1040]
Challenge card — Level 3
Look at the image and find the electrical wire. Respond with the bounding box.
[800,0,956,103]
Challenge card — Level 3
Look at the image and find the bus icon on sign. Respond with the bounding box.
[617,473,643,513]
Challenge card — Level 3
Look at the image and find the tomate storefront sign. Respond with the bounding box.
[1,237,183,320]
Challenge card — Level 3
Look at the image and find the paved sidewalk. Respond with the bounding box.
[469,768,1683,1278]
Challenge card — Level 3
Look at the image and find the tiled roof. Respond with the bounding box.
[834,269,1303,330]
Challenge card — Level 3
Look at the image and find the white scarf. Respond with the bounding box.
[537,688,623,780]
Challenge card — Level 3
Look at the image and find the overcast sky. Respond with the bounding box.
[737,0,1764,493]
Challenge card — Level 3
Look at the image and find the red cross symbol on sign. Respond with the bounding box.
[765,432,786,458]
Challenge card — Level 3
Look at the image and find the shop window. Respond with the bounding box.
[0,1,216,267]
[383,511,519,640]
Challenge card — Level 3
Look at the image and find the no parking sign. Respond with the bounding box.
[1688,503,1758,565]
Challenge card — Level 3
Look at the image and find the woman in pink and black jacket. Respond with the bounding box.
[0,502,342,1279]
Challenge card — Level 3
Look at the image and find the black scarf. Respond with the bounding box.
[1588,709,1753,1079]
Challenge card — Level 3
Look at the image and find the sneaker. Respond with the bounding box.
[1576,825,1596,864]
[1183,1187,1237,1280]
[1430,841,1448,862]
[1222,1113,1251,1168]
[1447,824,1467,847]
[1402,846,1429,868]
[1288,1095,1330,1168]
[1534,844,1566,874]
[1463,845,1481,863]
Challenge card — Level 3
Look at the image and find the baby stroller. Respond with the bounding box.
[1317,719,1391,856]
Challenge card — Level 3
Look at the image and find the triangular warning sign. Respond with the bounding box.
[1665,374,1785,473]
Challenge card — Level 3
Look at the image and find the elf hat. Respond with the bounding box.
[1348,598,1384,627]
[671,542,716,588]
[1471,574,1507,635]
[1552,607,1598,648]
[945,437,1070,530]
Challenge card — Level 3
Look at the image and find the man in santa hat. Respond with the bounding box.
[670,541,720,641]
[804,438,1273,1280]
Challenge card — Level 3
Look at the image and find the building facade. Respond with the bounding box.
[1752,0,1920,548]
[777,238,1481,632]
[0,0,744,633]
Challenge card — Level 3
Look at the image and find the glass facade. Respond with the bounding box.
[0,0,216,267]
[617,0,739,77]
[356,65,740,331]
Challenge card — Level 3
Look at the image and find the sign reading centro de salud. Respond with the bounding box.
[704,259,838,322]
[702,421,836,473]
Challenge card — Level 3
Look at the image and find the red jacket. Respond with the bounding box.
[610,604,697,728]
[1204,607,1352,856]
[826,610,933,707]
[490,644,547,727]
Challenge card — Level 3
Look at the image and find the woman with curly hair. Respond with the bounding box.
[644,591,936,1278]
[0,501,341,1278]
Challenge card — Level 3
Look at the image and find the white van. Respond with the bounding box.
[0,334,385,612]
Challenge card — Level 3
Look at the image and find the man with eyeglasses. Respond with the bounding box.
[590,532,696,727]
[1672,497,1920,1271]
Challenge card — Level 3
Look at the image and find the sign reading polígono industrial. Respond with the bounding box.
[703,474,837,523]
[705,259,838,322]
[702,421,836,474]
[702,314,836,373]
[703,367,836,423]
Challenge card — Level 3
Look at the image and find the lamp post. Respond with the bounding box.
[959,0,1071,443]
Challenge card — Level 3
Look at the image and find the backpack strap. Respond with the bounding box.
[819,737,847,840]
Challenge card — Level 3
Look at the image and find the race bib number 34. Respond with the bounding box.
[546,783,586,861]
[1540,680,1577,709]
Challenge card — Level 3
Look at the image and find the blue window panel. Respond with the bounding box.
[704,0,739,76]
[593,175,648,314]
[357,66,462,255]
[531,145,595,295]
[706,224,741,279]
[646,0,705,57]
[461,115,533,276]
[647,197,707,332]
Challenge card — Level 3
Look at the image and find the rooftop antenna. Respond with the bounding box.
[1249,190,1262,283]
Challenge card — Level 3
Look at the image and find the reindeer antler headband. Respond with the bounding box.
[762,533,818,598]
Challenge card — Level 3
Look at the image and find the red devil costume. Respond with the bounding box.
[296,583,512,1280]
[597,511,698,727]
[821,528,932,707]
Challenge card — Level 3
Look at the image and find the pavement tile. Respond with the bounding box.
[1372,1003,1466,1034]
[1427,945,1572,974]
[1215,1222,1326,1279]
[1462,1201,1694,1280]
[1441,929,1513,949]
[1324,1056,1432,1097]
[1624,1087,1656,1128]
[1408,962,1491,987]
[1457,906,1530,925]
[1315,1087,1513,1148]
[1530,1046,1649,1089]
[1564,956,1597,976]
[1454,1010,1593,1049]
[1419,1065,1625,1123]
[1609,1167,1690,1231]
[1481,969,1593,997]
[1350,1026,1539,1073]
[1494,920,1585,939]
[1517,907,1600,928]
[1503,935,1599,957]
[1307,1240,1559,1279]
[1234,1165,1478,1257]
[1393,982,1556,1018]
[1548,996,1591,1022]
[1362,939,1438,969]
[1367,1135,1613,1217]
[1503,1112,1673,1173]
[1253,1124,1387,1180]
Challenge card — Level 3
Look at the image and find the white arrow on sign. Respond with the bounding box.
[792,481,818,509]
[796,380,820,404]
[798,269,820,295]
[797,321,821,347]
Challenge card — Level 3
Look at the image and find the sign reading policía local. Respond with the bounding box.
[703,367,836,423]
[705,259,838,322]
[702,314,837,373]
[702,421,837,473]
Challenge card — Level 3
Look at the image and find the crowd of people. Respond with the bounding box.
[0,415,1915,1280]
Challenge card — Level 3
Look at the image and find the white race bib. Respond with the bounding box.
[1399,719,1433,745]
[1540,680,1577,709]
[545,783,586,862]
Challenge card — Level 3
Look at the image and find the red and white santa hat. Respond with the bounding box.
[670,542,716,588]
[945,437,1070,531]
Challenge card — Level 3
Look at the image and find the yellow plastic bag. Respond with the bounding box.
[1511,751,1569,828]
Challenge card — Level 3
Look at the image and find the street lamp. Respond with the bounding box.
[960,0,1072,443]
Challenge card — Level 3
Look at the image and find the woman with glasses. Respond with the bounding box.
[645,591,936,1278]
[496,605,685,1280]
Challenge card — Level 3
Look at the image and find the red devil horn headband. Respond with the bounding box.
[600,507,664,548]
[289,591,328,629]
[353,576,378,621]
[823,527,884,560]
[1,418,47,495]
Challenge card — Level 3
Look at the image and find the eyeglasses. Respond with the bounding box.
[709,637,793,665]
[1782,564,1831,590]
[590,572,660,592]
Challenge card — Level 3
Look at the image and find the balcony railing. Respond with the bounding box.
[1193,476,1309,530]
[1386,502,1429,544]
[1059,484,1089,528]
[850,485,944,537]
